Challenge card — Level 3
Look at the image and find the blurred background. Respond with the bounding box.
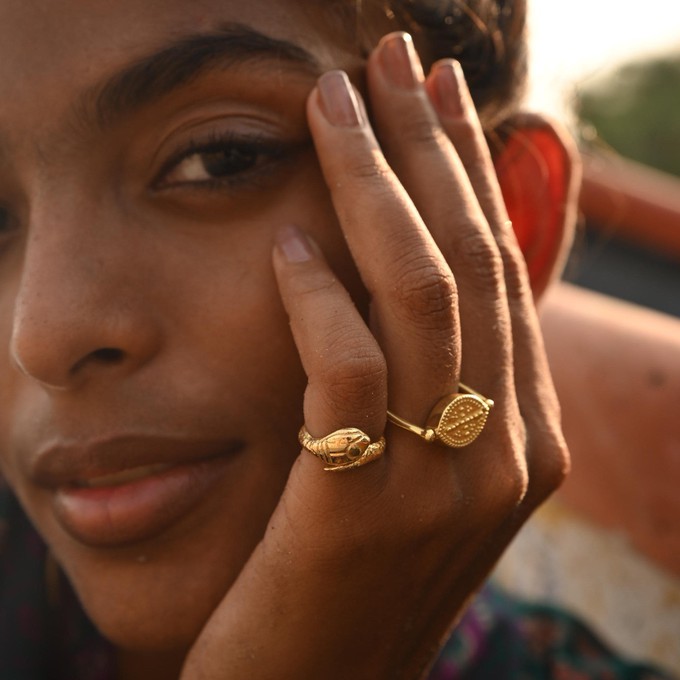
[527,0,680,316]
[494,3,680,676]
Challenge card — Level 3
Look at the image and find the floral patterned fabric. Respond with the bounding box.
[0,478,675,680]
[430,586,676,679]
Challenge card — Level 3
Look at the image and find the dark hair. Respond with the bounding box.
[337,0,527,129]
[392,0,527,127]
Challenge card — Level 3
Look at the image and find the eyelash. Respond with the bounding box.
[153,130,297,192]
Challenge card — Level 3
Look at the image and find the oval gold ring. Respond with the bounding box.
[387,383,494,448]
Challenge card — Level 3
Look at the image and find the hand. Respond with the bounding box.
[182,32,568,680]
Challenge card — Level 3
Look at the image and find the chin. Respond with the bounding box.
[49,468,283,655]
[60,533,244,653]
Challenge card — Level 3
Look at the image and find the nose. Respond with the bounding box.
[10,206,162,391]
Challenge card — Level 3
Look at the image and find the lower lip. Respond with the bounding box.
[54,455,237,547]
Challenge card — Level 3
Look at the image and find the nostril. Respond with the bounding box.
[91,347,125,364]
[70,347,126,375]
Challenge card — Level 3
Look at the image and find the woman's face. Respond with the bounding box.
[0,0,375,652]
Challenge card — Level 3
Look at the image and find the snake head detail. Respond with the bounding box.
[327,429,371,460]
[299,425,385,471]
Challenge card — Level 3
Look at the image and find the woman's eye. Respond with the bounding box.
[166,146,259,184]
[156,135,293,191]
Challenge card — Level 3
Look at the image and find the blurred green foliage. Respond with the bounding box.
[577,52,680,177]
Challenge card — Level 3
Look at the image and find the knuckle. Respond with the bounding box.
[400,114,446,147]
[317,343,387,409]
[345,157,392,187]
[525,430,571,506]
[392,256,457,329]
[449,116,479,150]
[498,242,532,302]
[505,460,531,508]
[482,465,529,525]
[474,426,530,521]
[288,267,338,301]
[455,232,505,293]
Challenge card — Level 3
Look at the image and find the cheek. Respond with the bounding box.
[157,170,345,418]
[185,166,369,432]
[283,163,368,316]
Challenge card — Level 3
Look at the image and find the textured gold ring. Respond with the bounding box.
[387,383,494,448]
[298,426,386,472]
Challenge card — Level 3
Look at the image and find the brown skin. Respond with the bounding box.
[0,1,572,678]
[542,283,680,575]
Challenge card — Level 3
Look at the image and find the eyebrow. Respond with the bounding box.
[78,23,321,131]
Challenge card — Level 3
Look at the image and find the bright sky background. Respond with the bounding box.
[527,0,680,117]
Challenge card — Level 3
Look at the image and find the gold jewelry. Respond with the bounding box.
[387,383,494,448]
[298,426,386,472]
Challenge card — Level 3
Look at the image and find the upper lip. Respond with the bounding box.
[30,434,245,489]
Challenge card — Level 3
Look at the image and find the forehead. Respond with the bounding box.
[0,0,360,115]
[0,0,353,55]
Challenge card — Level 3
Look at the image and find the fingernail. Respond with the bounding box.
[276,225,316,263]
[432,61,469,118]
[317,70,363,127]
[378,33,423,89]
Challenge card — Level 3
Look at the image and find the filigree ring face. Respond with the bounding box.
[387,382,494,449]
[429,394,492,448]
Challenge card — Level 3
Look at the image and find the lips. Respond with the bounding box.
[31,435,244,547]
[74,463,174,488]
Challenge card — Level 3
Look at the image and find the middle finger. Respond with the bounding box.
[366,33,515,410]
[307,69,460,424]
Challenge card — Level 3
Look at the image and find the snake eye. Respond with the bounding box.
[348,446,361,460]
